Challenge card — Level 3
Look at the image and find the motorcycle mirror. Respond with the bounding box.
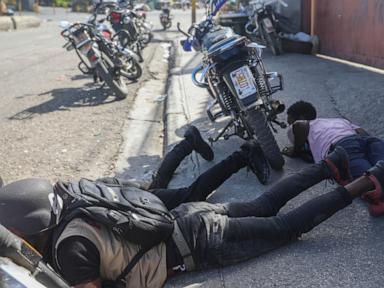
[59,20,71,29]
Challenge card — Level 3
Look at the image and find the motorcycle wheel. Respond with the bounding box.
[141,32,152,45]
[166,20,172,29]
[265,32,283,56]
[121,58,142,80]
[245,109,285,170]
[96,57,128,100]
[133,43,144,63]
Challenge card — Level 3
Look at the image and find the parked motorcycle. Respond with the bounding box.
[160,8,172,30]
[245,0,287,56]
[178,0,286,170]
[88,12,143,81]
[60,21,129,99]
[108,6,147,62]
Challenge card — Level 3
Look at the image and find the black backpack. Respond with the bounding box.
[51,178,174,285]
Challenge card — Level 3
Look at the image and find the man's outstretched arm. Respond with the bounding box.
[282,120,310,157]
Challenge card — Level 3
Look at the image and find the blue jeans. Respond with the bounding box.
[333,135,384,179]
[169,162,352,270]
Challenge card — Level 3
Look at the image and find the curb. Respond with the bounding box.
[115,40,173,180]
[163,40,191,149]
[0,17,13,31]
[0,15,40,31]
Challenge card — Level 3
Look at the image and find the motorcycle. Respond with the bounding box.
[60,20,129,99]
[0,224,70,287]
[160,8,172,30]
[108,6,147,62]
[88,12,143,81]
[245,0,287,56]
[178,0,286,170]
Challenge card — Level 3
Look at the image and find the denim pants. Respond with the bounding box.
[148,142,353,270]
[333,135,384,179]
[147,140,247,210]
[167,162,352,270]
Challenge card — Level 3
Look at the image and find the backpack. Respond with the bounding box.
[51,178,174,285]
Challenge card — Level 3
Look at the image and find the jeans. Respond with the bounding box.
[333,135,384,179]
[148,140,247,210]
[170,162,353,270]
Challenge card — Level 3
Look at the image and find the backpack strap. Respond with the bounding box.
[115,247,150,285]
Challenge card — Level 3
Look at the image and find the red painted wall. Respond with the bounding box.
[304,0,384,69]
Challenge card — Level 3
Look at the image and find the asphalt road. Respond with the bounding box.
[0,8,201,183]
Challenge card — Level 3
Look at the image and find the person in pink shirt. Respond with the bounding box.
[283,100,384,216]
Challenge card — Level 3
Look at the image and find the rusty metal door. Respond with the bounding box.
[313,0,384,69]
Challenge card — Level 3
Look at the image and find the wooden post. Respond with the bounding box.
[191,0,196,24]
[18,0,22,15]
[310,0,316,36]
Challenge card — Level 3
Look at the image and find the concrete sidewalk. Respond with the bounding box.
[0,15,40,31]
[163,41,384,287]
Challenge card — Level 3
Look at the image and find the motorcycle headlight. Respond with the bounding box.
[123,17,131,24]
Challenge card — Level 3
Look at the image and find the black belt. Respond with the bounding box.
[171,220,195,271]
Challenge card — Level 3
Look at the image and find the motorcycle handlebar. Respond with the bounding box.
[177,22,190,37]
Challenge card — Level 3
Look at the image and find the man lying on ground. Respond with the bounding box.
[283,100,384,216]
[1,126,383,288]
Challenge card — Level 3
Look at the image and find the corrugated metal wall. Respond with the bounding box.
[313,0,384,69]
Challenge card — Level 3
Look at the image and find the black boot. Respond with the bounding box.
[184,125,214,161]
[240,141,270,185]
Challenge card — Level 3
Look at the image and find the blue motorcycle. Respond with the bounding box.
[178,0,286,173]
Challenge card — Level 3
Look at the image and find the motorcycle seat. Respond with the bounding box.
[202,26,236,50]
[206,35,243,56]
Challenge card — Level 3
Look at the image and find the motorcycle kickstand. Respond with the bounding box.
[208,119,234,143]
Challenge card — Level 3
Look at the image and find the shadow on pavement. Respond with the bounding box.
[9,85,121,120]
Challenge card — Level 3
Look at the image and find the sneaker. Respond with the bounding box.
[324,146,352,186]
[363,161,384,217]
[184,125,214,161]
[241,141,270,185]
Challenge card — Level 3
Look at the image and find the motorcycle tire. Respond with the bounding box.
[96,58,128,100]
[141,32,152,45]
[245,109,285,170]
[134,43,144,63]
[121,58,142,80]
[265,32,283,56]
[166,21,172,29]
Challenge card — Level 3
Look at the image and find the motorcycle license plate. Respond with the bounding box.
[263,18,274,32]
[230,66,257,99]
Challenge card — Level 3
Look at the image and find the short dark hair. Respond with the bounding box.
[287,101,317,121]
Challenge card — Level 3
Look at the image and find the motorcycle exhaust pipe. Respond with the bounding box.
[271,100,285,114]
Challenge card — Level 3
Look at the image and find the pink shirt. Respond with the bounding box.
[308,118,360,163]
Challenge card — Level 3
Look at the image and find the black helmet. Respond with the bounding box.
[0,178,55,241]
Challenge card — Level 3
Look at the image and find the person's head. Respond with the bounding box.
[0,179,57,254]
[286,100,317,125]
